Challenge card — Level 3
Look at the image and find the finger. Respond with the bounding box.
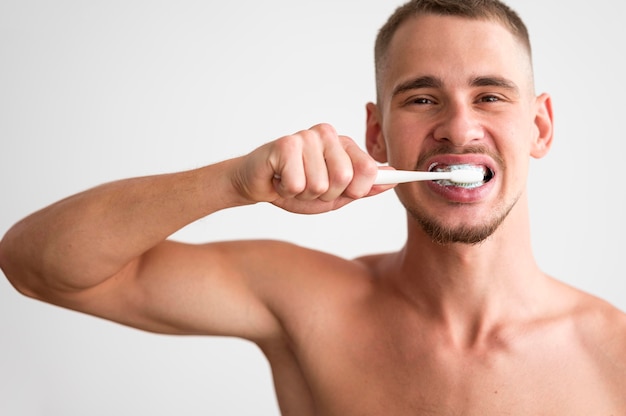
[339,136,380,199]
[272,128,332,201]
[318,137,354,202]
[298,128,330,200]
[270,135,307,198]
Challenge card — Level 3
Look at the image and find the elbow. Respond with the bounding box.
[1,219,105,303]
[0,240,20,296]
[1,226,99,302]
[0,229,43,300]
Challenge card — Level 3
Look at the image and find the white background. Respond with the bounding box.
[1,1,624,414]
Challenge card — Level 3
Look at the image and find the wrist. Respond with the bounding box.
[195,157,262,212]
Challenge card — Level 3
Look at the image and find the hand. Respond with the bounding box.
[232,123,393,214]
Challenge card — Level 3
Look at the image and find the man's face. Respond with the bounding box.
[368,14,552,244]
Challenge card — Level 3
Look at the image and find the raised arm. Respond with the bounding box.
[0,124,387,342]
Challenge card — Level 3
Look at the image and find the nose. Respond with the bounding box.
[432,102,484,147]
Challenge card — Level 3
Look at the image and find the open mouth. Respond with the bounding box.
[428,163,494,188]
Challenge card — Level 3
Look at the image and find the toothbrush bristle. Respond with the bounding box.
[449,168,484,185]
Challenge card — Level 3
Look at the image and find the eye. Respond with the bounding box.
[405,96,435,106]
[478,94,503,103]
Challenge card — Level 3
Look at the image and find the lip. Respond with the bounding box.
[421,154,497,203]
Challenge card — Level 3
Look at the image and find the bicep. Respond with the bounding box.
[53,240,284,343]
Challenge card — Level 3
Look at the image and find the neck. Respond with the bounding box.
[385,193,547,347]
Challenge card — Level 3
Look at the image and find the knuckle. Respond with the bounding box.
[279,178,306,197]
[338,134,356,147]
[307,179,330,196]
[330,167,354,187]
[274,135,302,154]
[312,123,337,140]
[344,184,368,200]
[354,158,378,177]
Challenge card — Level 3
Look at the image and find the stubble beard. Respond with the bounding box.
[406,193,521,245]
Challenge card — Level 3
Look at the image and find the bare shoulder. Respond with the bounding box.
[575,290,626,343]
[567,285,626,371]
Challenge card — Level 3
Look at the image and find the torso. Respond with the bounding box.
[258,250,626,416]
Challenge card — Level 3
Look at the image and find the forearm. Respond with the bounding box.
[0,158,250,294]
[1,125,385,300]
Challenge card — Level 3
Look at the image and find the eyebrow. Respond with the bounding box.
[392,76,442,97]
[392,75,520,97]
[470,76,520,95]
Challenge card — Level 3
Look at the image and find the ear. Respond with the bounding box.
[530,93,554,159]
[365,102,388,163]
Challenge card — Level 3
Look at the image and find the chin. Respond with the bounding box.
[407,198,518,246]
[415,217,501,245]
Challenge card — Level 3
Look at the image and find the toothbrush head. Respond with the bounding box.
[448,168,485,185]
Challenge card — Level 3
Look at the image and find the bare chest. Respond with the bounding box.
[269,313,624,415]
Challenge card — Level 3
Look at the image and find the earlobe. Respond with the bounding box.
[365,102,388,163]
[530,93,554,159]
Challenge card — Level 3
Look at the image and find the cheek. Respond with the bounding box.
[386,140,422,170]
[382,117,430,168]
[498,116,535,156]
[502,140,532,187]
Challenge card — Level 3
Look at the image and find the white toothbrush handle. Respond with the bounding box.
[374,169,453,185]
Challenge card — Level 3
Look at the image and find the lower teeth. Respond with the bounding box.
[436,179,483,189]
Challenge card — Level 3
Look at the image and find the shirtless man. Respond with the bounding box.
[1,0,625,414]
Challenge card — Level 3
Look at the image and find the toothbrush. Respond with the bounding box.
[374,168,484,185]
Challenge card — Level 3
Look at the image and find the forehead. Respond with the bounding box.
[382,14,531,98]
